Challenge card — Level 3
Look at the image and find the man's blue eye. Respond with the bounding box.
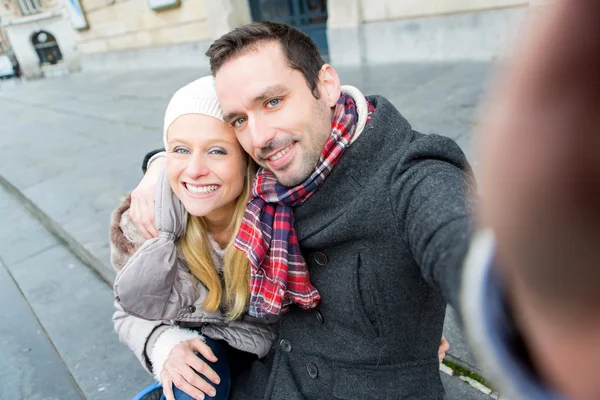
[267,99,280,108]
[233,118,246,128]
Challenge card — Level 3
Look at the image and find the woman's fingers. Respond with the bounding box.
[171,373,208,400]
[163,366,212,400]
[161,374,175,400]
[185,346,220,386]
[181,366,217,398]
[191,338,218,363]
[161,339,221,398]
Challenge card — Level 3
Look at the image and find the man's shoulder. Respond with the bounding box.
[360,95,467,165]
[354,94,413,150]
[365,95,404,125]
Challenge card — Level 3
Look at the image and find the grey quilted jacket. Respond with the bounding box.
[110,172,277,374]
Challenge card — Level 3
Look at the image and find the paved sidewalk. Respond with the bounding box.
[0,184,152,399]
[0,63,497,399]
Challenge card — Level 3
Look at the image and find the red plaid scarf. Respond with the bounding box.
[235,90,374,318]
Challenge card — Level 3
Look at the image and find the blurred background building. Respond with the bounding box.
[0,0,80,78]
[0,0,543,80]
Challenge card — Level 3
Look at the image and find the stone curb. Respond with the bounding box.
[440,362,504,399]
[445,354,485,381]
[0,174,115,286]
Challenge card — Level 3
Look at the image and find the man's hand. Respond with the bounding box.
[130,157,165,239]
[160,338,221,400]
[438,336,449,363]
[478,1,600,398]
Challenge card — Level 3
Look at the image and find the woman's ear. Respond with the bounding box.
[318,64,342,108]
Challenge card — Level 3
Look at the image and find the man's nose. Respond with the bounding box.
[247,116,275,150]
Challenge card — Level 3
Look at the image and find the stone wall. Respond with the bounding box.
[73,0,210,54]
[327,0,540,65]
[1,0,21,20]
[359,0,528,22]
[75,0,251,70]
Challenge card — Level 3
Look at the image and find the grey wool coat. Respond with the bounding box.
[229,95,476,400]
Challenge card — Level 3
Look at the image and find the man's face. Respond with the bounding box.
[215,41,336,187]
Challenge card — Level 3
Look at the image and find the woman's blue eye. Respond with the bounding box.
[173,147,190,154]
[267,98,280,108]
[208,148,227,155]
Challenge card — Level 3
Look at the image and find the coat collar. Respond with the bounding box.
[293,95,413,244]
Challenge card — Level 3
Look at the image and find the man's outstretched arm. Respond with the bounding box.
[390,133,477,312]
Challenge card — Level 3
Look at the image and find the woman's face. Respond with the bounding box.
[166,114,247,223]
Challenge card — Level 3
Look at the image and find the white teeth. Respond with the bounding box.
[269,144,293,161]
[186,184,219,194]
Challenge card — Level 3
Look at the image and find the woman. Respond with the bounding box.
[110,76,276,400]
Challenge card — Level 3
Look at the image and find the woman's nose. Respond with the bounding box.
[185,155,210,178]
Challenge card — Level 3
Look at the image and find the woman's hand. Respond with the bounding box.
[160,338,221,400]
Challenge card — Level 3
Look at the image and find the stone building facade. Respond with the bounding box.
[0,0,552,78]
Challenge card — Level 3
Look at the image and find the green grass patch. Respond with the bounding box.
[442,359,495,390]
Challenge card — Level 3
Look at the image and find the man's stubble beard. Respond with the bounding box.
[275,144,321,187]
[276,102,333,188]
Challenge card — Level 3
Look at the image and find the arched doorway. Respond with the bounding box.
[31,31,63,66]
[248,0,329,59]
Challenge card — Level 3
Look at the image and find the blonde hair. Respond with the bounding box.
[178,157,256,321]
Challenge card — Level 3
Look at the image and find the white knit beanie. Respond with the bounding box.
[163,75,224,149]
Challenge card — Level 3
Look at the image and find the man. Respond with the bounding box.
[133,22,474,399]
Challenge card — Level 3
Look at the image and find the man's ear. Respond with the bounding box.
[318,64,342,107]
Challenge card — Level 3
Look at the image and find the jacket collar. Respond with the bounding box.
[293,95,412,244]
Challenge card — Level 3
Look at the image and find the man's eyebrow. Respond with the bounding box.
[223,111,242,124]
[250,84,288,104]
[223,84,289,123]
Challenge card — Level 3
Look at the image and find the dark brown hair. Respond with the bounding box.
[206,21,325,99]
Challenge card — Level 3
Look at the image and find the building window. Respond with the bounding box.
[17,0,43,15]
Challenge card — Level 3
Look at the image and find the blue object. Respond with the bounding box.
[133,381,162,400]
